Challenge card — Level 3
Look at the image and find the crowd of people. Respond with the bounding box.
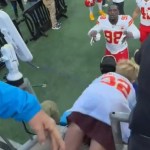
[1,0,150,150]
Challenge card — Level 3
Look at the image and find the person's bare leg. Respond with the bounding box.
[64,122,84,150]
[89,139,106,150]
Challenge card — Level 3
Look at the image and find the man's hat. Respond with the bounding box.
[100,55,116,74]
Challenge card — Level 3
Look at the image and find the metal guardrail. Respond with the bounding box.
[110,112,129,150]
[23,0,67,41]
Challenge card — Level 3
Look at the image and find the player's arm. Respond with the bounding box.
[126,16,140,39]
[88,17,102,38]
[126,24,140,39]
[132,6,140,21]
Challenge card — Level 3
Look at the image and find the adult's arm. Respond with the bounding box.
[0,81,65,150]
[0,81,41,121]
[88,16,102,38]
[132,6,140,21]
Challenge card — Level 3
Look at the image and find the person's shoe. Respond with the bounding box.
[89,13,95,21]
[99,10,106,16]
[102,4,108,7]
[52,23,61,30]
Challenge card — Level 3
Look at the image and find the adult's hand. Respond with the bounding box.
[29,110,65,150]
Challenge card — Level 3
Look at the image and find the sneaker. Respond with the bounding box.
[99,10,106,16]
[52,23,61,30]
[89,13,95,21]
[102,4,108,7]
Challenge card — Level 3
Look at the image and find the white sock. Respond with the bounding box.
[97,2,102,11]
[89,6,94,14]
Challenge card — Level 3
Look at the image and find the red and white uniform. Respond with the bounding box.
[88,15,140,61]
[136,0,150,42]
[70,72,136,142]
[137,0,150,26]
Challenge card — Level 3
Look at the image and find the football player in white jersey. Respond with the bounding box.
[132,0,150,43]
[64,59,139,150]
[88,4,140,62]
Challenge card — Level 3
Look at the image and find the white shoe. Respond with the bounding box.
[103,4,108,7]
[52,23,61,30]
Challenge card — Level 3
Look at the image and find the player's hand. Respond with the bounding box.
[89,30,97,38]
[29,110,65,150]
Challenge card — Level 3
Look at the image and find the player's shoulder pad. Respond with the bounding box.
[120,15,130,21]
[97,15,107,24]
[120,15,133,26]
[99,15,107,20]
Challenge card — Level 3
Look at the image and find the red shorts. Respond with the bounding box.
[105,48,129,62]
[139,24,150,43]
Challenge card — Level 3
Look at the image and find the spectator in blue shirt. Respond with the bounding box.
[0,81,65,150]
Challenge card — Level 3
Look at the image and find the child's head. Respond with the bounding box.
[100,55,116,74]
[116,59,139,82]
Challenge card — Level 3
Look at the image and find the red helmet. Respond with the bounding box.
[84,0,95,7]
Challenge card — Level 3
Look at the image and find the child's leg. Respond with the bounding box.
[96,0,106,16]
[64,122,84,150]
[89,6,95,21]
[89,139,106,150]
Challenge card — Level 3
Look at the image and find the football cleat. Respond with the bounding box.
[89,13,95,21]
[99,10,106,16]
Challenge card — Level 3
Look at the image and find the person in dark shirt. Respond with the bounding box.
[128,35,150,150]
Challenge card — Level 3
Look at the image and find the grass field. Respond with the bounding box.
[0,0,141,143]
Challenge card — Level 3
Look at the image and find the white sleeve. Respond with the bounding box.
[88,17,103,36]
[126,16,140,39]
[127,24,140,39]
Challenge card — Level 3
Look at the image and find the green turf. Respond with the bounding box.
[0,0,140,143]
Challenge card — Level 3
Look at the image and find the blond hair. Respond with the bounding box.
[116,59,139,82]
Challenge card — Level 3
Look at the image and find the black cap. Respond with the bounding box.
[100,55,116,74]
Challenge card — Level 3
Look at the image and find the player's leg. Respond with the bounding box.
[105,48,129,62]
[139,24,149,43]
[64,122,84,150]
[89,6,95,21]
[96,0,106,16]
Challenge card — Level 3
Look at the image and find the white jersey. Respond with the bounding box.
[70,72,136,142]
[88,15,140,54]
[136,0,150,26]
